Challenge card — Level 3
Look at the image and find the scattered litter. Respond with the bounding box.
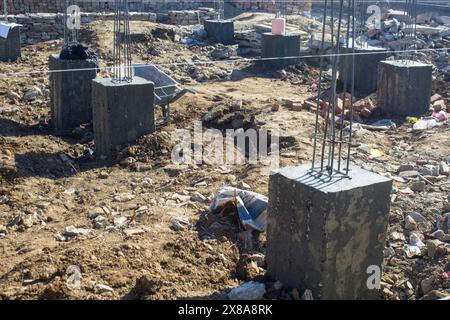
[404,244,423,258]
[369,119,396,130]
[114,216,128,229]
[413,118,438,131]
[309,83,318,91]
[370,148,383,159]
[345,120,394,132]
[210,187,268,231]
[432,111,448,121]
[406,117,419,124]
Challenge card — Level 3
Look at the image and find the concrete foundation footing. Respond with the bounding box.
[377,60,432,117]
[49,54,97,134]
[266,164,392,300]
[0,24,21,61]
[204,20,235,45]
[338,46,388,94]
[261,33,301,68]
[92,77,155,158]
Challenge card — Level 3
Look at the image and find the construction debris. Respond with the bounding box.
[0,1,448,302]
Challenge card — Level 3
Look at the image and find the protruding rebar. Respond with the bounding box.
[2,0,7,22]
[400,0,418,63]
[311,0,329,170]
[311,0,357,179]
[214,0,224,20]
[112,0,133,83]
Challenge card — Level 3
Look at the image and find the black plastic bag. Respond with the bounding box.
[59,42,100,72]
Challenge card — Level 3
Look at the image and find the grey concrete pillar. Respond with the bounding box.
[204,20,235,45]
[266,164,392,300]
[377,60,432,117]
[0,24,21,61]
[92,77,155,158]
[49,54,97,134]
[261,33,301,68]
[338,46,388,95]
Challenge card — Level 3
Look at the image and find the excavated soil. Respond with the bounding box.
[0,15,449,300]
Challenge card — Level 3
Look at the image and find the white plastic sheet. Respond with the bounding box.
[0,23,21,39]
[210,187,268,231]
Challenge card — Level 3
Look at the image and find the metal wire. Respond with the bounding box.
[112,0,133,83]
[356,0,368,47]
[63,0,80,46]
[400,0,418,63]
[214,0,225,20]
[282,0,288,19]
[311,0,356,178]
[2,0,7,22]
[1,46,446,79]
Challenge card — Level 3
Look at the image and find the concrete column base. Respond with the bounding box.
[204,20,235,45]
[377,60,432,117]
[92,77,155,158]
[0,24,21,62]
[261,33,301,68]
[266,164,392,300]
[49,54,97,134]
[338,45,388,94]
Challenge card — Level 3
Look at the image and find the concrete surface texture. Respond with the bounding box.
[92,76,155,158]
[266,164,393,299]
[261,32,301,68]
[377,60,433,117]
[204,20,235,45]
[0,24,21,61]
[338,45,388,95]
[49,54,97,134]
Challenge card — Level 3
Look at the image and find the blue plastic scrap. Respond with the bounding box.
[210,187,268,232]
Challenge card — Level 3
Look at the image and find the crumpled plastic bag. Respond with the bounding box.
[370,119,396,130]
[413,118,438,130]
[210,187,268,232]
[432,111,448,121]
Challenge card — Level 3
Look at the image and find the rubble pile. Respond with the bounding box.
[230,0,312,15]
[366,10,449,66]
[6,12,157,45]
[1,0,210,14]
[235,30,262,56]
[166,60,233,83]
[283,92,376,121]
[164,8,218,26]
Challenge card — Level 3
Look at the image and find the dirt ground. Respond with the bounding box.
[0,14,449,300]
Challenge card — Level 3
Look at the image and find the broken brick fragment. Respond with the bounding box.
[292,102,303,112]
[360,107,372,118]
[302,100,317,111]
[433,100,446,112]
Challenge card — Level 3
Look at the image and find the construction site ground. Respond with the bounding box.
[0,13,449,300]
